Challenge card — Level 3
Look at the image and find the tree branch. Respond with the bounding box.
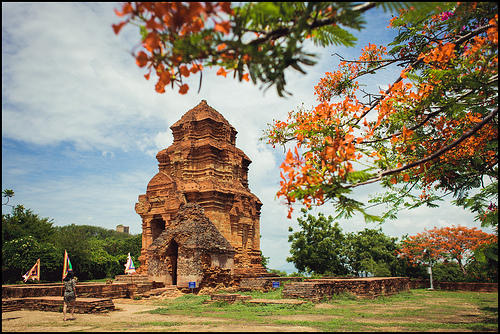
[246,2,377,46]
[348,106,498,188]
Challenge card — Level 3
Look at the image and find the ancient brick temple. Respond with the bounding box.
[135,100,267,287]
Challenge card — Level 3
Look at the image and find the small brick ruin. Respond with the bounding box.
[282,277,411,300]
[147,203,236,287]
[409,279,498,292]
[135,100,269,287]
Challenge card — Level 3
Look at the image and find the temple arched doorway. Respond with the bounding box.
[168,239,178,285]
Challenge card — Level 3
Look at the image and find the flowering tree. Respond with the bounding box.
[112,2,428,96]
[398,225,497,277]
[265,2,498,222]
[113,3,497,224]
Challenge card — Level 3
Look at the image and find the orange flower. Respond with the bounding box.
[143,33,161,52]
[112,21,127,35]
[135,51,149,68]
[216,67,228,77]
[178,84,189,94]
[214,21,231,35]
[219,2,233,15]
[190,63,203,74]
[179,66,190,77]
[114,3,133,17]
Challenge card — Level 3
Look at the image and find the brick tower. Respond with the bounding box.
[135,100,267,280]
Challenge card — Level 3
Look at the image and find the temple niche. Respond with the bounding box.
[135,100,268,287]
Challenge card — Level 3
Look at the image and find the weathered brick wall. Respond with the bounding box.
[409,279,498,292]
[282,277,410,301]
[2,282,132,299]
[238,277,303,292]
[3,296,115,313]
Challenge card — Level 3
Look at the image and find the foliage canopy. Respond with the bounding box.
[112,2,432,96]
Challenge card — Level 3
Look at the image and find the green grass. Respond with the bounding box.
[145,288,498,332]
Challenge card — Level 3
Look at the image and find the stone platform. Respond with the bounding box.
[207,293,307,305]
[2,282,131,299]
[2,296,115,313]
[244,298,308,305]
[209,293,252,303]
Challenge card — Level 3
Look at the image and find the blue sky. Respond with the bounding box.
[2,3,494,272]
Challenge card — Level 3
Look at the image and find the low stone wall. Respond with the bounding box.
[238,277,304,292]
[2,282,132,299]
[209,293,252,303]
[282,277,410,301]
[3,296,115,313]
[409,279,498,292]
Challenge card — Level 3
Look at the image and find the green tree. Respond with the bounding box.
[2,236,60,284]
[2,189,15,206]
[52,224,142,281]
[344,228,401,277]
[102,234,142,274]
[267,269,288,277]
[431,261,465,282]
[287,208,349,276]
[467,242,498,282]
[2,204,55,244]
[1,193,143,283]
[260,250,270,269]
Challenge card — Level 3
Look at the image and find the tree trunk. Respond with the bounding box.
[458,259,467,277]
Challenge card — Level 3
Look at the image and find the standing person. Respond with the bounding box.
[62,271,77,321]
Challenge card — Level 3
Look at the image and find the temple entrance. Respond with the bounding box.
[168,240,178,285]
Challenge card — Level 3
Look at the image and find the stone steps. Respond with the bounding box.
[2,282,130,299]
[113,274,169,297]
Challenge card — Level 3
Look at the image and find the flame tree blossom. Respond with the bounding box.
[264,2,498,223]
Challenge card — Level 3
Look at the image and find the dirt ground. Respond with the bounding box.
[1,297,317,332]
[2,291,497,332]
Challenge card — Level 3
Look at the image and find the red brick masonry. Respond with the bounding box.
[409,279,498,292]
